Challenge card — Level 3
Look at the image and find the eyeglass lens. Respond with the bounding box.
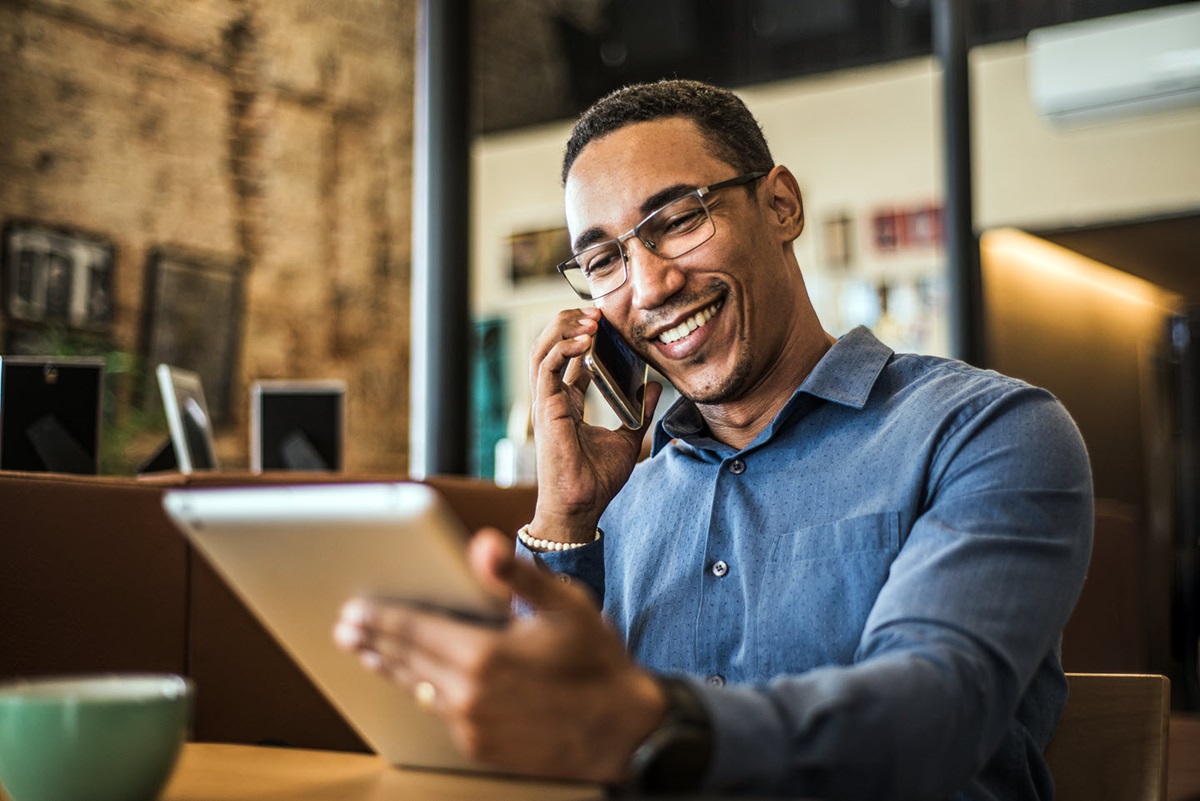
[565,194,715,299]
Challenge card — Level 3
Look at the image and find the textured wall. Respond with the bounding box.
[0,0,416,472]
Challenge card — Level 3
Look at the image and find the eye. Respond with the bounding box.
[657,207,707,236]
[579,246,622,278]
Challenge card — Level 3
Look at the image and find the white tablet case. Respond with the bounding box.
[162,482,507,773]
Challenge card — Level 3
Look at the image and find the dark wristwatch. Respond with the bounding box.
[627,675,714,795]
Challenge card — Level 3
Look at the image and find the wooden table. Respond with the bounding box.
[160,743,604,801]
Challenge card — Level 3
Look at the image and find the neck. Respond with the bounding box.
[697,318,835,451]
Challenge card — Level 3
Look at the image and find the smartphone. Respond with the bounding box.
[582,315,649,430]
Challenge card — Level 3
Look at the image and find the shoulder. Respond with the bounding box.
[881,351,1032,404]
[874,351,1090,484]
[879,353,1074,434]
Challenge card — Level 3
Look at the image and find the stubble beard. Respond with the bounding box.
[676,333,754,405]
[628,280,759,406]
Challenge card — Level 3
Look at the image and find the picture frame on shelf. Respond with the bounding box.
[140,247,244,424]
[250,380,346,473]
[0,355,105,474]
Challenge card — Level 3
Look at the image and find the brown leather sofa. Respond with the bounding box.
[0,470,537,752]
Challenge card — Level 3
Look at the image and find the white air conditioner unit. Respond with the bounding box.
[1028,2,1200,126]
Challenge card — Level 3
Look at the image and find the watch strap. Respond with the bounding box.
[627,675,713,795]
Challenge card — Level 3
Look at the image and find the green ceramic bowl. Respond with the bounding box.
[0,674,191,801]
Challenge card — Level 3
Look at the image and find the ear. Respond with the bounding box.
[763,166,804,243]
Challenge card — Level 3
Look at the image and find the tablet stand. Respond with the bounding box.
[26,414,96,474]
[137,437,178,475]
[280,430,330,471]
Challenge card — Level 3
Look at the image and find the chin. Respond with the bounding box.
[677,356,754,405]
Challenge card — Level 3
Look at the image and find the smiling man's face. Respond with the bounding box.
[565,117,802,406]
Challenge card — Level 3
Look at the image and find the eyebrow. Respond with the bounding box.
[571,182,699,254]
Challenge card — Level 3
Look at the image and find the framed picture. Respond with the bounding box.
[156,364,219,474]
[508,226,572,287]
[903,204,944,249]
[871,209,901,253]
[2,222,115,335]
[141,247,244,424]
[822,212,854,269]
[250,380,346,473]
[0,356,105,474]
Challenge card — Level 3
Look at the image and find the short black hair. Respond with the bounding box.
[561,79,774,186]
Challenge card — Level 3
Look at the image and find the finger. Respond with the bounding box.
[336,604,445,699]
[528,309,592,385]
[533,307,600,353]
[467,528,522,601]
[628,379,664,436]
[360,648,418,688]
[348,597,497,668]
[340,636,429,702]
[334,599,375,651]
[644,377,664,414]
[472,532,584,614]
[533,335,594,413]
[333,607,415,682]
[353,648,455,724]
[528,309,600,397]
[562,354,591,398]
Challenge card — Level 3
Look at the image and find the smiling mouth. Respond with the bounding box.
[657,301,722,345]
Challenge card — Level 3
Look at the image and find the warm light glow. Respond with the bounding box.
[981,228,1180,313]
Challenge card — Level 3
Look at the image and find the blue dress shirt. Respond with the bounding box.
[529,326,1093,801]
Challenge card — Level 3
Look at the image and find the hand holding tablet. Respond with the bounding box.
[162,482,507,771]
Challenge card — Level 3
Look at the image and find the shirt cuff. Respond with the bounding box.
[513,534,606,610]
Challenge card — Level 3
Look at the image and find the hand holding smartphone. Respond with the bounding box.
[582,315,650,430]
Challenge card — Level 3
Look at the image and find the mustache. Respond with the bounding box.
[629,281,729,346]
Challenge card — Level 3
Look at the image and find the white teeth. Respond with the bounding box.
[658,303,719,344]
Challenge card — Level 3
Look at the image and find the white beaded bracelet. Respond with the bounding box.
[517,524,601,552]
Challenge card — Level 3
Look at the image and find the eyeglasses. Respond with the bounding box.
[556,171,768,301]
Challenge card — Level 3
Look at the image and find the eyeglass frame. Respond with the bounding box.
[555,170,769,301]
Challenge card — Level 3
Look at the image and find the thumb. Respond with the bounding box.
[467,528,574,612]
[616,379,663,447]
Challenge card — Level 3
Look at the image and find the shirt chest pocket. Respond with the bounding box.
[753,511,902,676]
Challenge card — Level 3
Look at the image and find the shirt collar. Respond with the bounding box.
[652,326,893,455]
[798,325,893,410]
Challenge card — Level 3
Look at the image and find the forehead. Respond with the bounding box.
[563,117,729,234]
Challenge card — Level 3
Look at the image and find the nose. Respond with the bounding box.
[626,238,685,310]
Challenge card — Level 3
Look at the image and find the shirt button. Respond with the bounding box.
[711,560,729,578]
[729,459,746,475]
[705,674,726,687]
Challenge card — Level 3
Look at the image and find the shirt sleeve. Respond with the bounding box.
[697,387,1094,800]
[515,534,607,609]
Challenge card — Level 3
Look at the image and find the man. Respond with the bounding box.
[334,79,1093,800]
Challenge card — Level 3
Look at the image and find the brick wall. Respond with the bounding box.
[0,0,416,472]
